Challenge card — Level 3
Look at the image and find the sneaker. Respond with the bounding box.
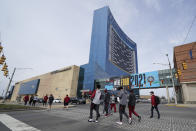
[116,122,122,125]
[88,119,93,122]
[128,118,132,124]
[158,116,160,119]
[138,116,141,122]
[105,114,109,117]
[150,116,153,118]
[95,120,98,123]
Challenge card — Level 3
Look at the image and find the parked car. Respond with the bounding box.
[53,99,62,103]
[70,97,86,104]
[37,98,44,103]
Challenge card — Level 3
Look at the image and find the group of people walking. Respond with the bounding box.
[23,94,71,110]
[88,85,160,125]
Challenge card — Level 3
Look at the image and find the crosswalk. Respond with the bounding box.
[0,114,40,131]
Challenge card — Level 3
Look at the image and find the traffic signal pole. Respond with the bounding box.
[166,54,177,104]
[3,68,16,102]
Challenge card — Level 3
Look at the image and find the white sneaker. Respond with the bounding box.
[116,122,122,125]
[88,119,93,122]
[129,118,132,124]
[95,120,98,123]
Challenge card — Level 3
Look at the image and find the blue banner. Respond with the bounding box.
[130,71,160,88]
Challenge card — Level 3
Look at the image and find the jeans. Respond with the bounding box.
[128,105,139,118]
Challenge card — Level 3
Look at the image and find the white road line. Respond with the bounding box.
[0,114,41,131]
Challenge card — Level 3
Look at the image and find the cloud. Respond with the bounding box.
[144,0,161,11]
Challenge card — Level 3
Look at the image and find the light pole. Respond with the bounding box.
[3,67,32,102]
[166,54,177,104]
[153,63,171,104]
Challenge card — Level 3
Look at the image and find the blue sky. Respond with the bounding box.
[0,0,196,97]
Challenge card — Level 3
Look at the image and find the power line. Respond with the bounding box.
[183,15,196,44]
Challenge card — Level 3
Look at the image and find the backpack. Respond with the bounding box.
[155,96,160,105]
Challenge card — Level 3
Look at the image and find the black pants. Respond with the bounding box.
[32,100,36,106]
[151,106,160,117]
[43,101,47,106]
[89,103,100,120]
[119,104,128,122]
[24,101,28,105]
[104,102,109,115]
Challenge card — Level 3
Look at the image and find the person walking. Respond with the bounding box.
[64,95,70,109]
[29,95,34,106]
[88,85,102,123]
[128,89,141,124]
[150,91,160,119]
[48,94,54,110]
[32,95,38,106]
[116,87,129,125]
[104,89,110,117]
[110,94,116,113]
[23,95,29,105]
[43,94,48,107]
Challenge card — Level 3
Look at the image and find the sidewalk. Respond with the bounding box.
[165,104,196,108]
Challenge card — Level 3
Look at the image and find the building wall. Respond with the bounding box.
[181,83,196,104]
[11,65,80,101]
[174,42,196,103]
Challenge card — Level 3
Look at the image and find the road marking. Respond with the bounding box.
[0,114,40,131]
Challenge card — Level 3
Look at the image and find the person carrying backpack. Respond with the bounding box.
[150,91,160,119]
[128,89,141,124]
[104,89,110,117]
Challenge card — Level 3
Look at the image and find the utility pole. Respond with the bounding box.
[166,86,170,103]
[3,68,16,102]
[166,54,177,104]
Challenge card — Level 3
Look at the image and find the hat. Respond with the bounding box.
[129,89,134,93]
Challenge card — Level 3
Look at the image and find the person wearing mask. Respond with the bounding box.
[110,94,116,113]
[88,85,102,123]
[43,94,48,107]
[116,87,129,125]
[128,89,141,124]
[23,95,29,106]
[150,91,160,119]
[48,94,54,110]
[64,95,70,109]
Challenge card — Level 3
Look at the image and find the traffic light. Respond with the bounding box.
[177,69,182,76]
[161,80,164,84]
[0,54,6,64]
[182,62,188,70]
[1,63,8,71]
[175,73,178,79]
[4,70,8,77]
[0,44,3,54]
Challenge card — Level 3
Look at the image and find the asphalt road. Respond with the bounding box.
[0,103,196,131]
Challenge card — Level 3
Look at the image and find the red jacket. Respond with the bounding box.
[64,96,70,103]
[24,95,29,102]
[44,96,48,102]
[151,95,156,106]
[90,90,96,99]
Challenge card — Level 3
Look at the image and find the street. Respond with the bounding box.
[0,103,196,131]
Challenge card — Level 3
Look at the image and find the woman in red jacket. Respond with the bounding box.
[64,95,70,109]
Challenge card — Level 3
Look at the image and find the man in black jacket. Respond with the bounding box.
[128,89,141,124]
[104,89,110,116]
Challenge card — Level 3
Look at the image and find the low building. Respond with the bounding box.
[174,42,196,103]
[11,65,80,102]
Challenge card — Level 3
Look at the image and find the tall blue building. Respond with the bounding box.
[78,6,138,92]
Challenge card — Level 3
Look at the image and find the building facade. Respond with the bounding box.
[11,65,80,102]
[78,6,138,93]
[174,42,196,103]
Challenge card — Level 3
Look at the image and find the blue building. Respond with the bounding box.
[78,6,138,93]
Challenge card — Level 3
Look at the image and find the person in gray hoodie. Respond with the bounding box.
[88,85,102,123]
[116,87,129,125]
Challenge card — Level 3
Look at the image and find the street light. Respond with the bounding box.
[166,54,177,104]
[3,67,33,102]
